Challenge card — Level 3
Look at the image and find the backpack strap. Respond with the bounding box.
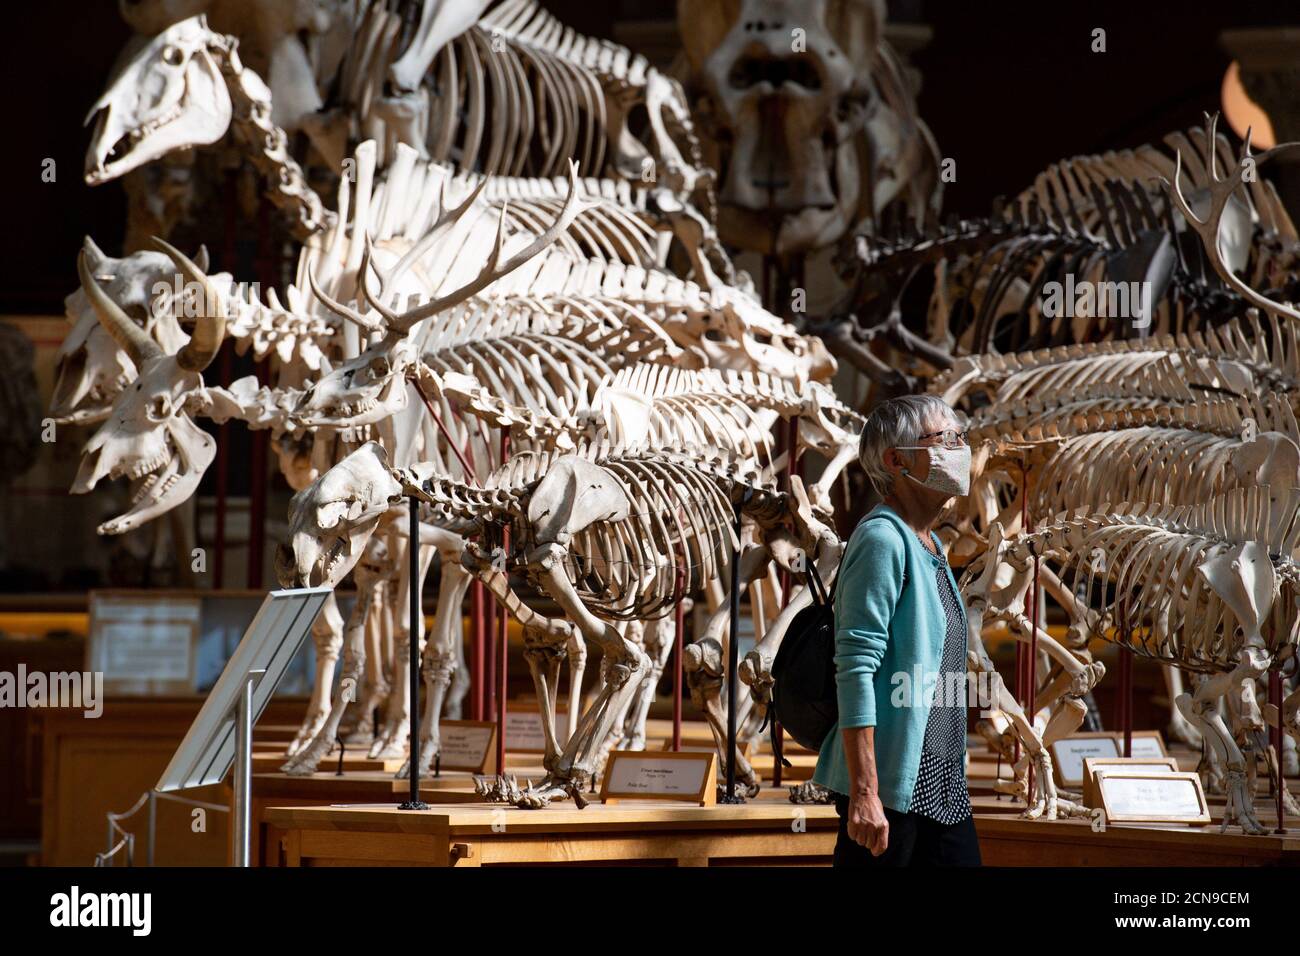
[805,561,828,606]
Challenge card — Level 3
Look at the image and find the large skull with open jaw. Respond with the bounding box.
[53,236,207,425]
[71,239,225,535]
[276,442,403,589]
[679,0,939,254]
[85,15,231,185]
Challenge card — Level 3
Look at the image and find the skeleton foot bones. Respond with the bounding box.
[968,486,1300,832]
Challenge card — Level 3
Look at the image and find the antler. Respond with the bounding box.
[305,172,490,333]
[77,243,164,368]
[151,237,228,371]
[1162,113,1300,323]
[369,160,591,333]
[382,172,491,292]
[306,244,384,332]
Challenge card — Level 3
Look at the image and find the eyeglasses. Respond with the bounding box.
[899,428,969,450]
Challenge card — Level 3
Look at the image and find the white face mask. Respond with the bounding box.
[896,443,971,497]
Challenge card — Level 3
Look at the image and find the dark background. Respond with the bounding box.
[3,0,1299,311]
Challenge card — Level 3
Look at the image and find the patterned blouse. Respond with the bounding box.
[908,551,972,824]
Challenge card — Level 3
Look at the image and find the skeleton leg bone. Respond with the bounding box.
[512,549,651,808]
[286,593,344,757]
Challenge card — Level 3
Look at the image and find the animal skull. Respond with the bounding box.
[680,0,938,253]
[70,239,225,535]
[276,441,403,588]
[291,333,418,428]
[85,16,231,185]
[53,236,205,425]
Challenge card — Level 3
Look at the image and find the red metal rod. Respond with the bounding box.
[485,583,497,720]
[1027,563,1038,801]
[247,359,269,589]
[248,197,274,589]
[1122,648,1133,756]
[1026,473,1038,806]
[1012,465,1029,770]
[411,379,476,478]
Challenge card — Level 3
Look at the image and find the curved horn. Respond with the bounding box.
[151,236,228,371]
[77,248,163,368]
[83,235,109,272]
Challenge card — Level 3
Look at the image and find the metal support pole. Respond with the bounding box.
[721,492,748,803]
[1013,464,1029,771]
[496,432,511,775]
[1119,646,1133,756]
[1272,667,1287,833]
[485,586,497,720]
[147,791,156,868]
[773,415,799,787]
[400,497,428,810]
[232,668,265,866]
[1026,495,1039,804]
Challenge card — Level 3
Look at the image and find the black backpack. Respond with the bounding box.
[767,561,839,755]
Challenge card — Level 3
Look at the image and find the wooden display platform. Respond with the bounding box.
[36,697,306,866]
[263,800,839,867]
[232,771,488,866]
[252,751,407,774]
[974,808,1300,866]
[260,785,1300,867]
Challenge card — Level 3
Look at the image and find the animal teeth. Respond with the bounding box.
[131,473,158,504]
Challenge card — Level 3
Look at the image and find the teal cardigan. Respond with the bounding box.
[811,503,966,811]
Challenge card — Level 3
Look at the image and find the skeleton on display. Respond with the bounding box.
[406,362,862,786]
[283,435,843,807]
[964,489,1300,832]
[69,14,743,773]
[828,117,1300,390]
[86,2,717,256]
[942,129,1300,827]
[277,184,844,780]
[678,0,940,256]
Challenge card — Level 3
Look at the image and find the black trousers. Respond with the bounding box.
[832,795,981,867]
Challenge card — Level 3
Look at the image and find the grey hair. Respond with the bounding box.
[858,394,961,497]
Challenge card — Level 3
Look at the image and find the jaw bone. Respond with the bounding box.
[85,16,232,185]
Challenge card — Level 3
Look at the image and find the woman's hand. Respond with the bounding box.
[848,790,889,855]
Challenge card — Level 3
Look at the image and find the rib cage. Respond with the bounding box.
[1037,486,1300,672]
[408,441,788,622]
[932,311,1300,405]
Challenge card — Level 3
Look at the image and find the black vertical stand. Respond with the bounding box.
[400,496,428,810]
[720,490,750,804]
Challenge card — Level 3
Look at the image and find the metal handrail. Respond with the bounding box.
[94,832,133,867]
[99,790,230,866]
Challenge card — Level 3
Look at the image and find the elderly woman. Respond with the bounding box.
[811,393,981,867]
